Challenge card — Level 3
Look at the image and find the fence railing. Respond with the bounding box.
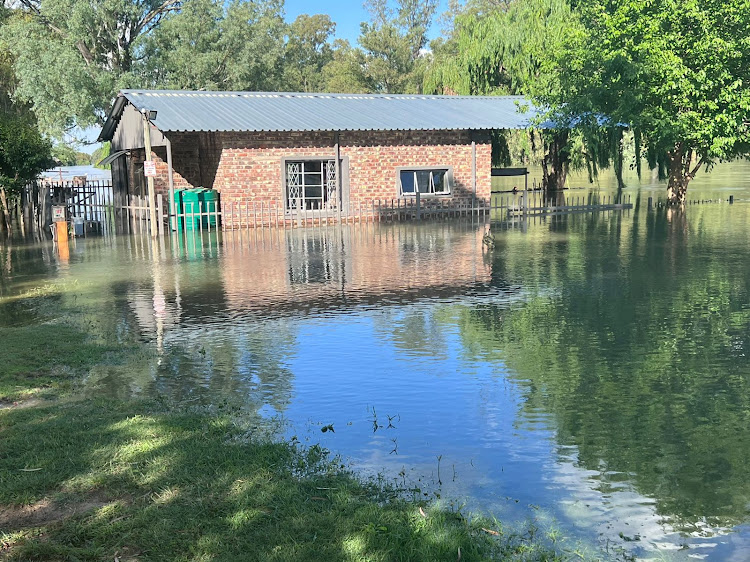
[14,181,637,239]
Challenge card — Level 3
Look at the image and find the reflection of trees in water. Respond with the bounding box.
[457,206,750,530]
[371,307,454,360]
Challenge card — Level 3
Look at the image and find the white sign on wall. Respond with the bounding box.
[143,160,157,177]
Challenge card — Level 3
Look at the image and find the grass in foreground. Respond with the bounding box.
[0,398,565,561]
[0,309,569,561]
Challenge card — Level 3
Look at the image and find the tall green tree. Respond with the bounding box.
[142,0,287,91]
[0,4,53,235]
[1,0,180,134]
[547,0,750,205]
[0,114,54,234]
[322,40,372,94]
[356,0,438,94]
[283,14,336,92]
[426,0,586,189]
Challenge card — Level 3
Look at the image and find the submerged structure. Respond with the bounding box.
[98,90,536,217]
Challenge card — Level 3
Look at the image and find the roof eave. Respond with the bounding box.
[97,94,128,142]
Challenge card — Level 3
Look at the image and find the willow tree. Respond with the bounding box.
[425,0,581,190]
[548,0,750,205]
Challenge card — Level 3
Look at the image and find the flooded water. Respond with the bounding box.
[3,161,750,560]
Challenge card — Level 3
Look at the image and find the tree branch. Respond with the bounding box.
[688,156,707,179]
[133,0,181,38]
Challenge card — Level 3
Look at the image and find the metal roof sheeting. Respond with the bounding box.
[100,90,539,140]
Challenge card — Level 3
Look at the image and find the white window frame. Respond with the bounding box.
[397,166,453,197]
[282,158,338,212]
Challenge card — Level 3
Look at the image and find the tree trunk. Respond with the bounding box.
[541,130,570,192]
[0,186,12,235]
[666,144,704,206]
[614,128,625,190]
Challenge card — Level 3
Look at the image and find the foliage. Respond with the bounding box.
[0,112,53,195]
[0,0,181,135]
[283,14,336,93]
[50,143,91,166]
[91,143,111,169]
[323,0,438,95]
[546,0,750,203]
[426,0,585,188]
[140,0,287,92]
[322,40,373,94]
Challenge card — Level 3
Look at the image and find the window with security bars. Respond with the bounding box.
[286,160,337,211]
[398,168,451,196]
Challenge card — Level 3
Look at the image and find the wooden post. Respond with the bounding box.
[335,132,342,225]
[166,137,176,232]
[142,111,158,238]
[471,139,477,210]
[157,194,165,236]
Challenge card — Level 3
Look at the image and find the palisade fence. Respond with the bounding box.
[18,180,636,238]
[15,180,116,239]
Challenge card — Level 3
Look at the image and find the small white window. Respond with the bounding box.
[398,168,451,196]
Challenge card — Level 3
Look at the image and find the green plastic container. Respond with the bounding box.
[182,188,204,231]
[201,189,220,227]
[172,188,185,231]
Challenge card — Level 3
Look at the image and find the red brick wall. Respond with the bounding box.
[133,130,492,206]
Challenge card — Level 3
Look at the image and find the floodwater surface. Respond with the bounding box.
[3,162,750,560]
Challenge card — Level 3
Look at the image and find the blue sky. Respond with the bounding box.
[284,0,450,45]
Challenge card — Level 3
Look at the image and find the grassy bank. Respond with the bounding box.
[0,319,568,561]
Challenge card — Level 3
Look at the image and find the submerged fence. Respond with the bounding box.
[13,181,640,239]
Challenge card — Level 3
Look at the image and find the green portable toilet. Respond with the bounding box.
[172,188,185,231]
[201,189,221,228]
[182,188,204,230]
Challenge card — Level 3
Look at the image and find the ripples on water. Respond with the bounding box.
[2,171,750,560]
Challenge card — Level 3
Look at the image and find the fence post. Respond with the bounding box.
[156,194,165,237]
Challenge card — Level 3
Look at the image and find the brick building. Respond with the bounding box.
[98,90,536,216]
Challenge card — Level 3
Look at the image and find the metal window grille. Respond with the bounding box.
[286,160,338,211]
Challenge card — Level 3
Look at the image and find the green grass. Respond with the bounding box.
[0,398,566,561]
[0,300,570,561]
[0,322,133,403]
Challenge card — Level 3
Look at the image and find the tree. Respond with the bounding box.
[0,112,54,234]
[0,4,54,235]
[548,0,750,205]
[142,0,287,92]
[356,0,438,94]
[322,40,372,94]
[283,14,336,93]
[1,0,180,134]
[425,0,585,189]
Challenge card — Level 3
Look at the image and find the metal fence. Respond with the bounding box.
[14,181,637,239]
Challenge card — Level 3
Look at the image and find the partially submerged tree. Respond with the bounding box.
[425,0,589,190]
[0,112,54,234]
[549,0,750,204]
[0,5,53,235]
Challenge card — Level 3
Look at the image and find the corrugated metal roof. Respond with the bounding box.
[99,90,539,140]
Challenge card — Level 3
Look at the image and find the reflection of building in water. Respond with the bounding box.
[220,224,492,317]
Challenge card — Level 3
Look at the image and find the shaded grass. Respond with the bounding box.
[0,399,564,561]
[0,322,132,403]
